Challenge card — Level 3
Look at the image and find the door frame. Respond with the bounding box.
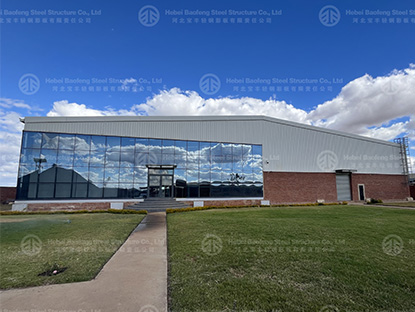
[358,184,365,201]
[146,165,176,198]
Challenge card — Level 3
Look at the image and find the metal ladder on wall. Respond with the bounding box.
[393,137,412,183]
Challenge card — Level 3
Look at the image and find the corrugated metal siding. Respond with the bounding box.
[23,116,403,175]
[336,174,351,201]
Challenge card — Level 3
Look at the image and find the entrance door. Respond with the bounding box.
[336,173,351,201]
[147,165,175,198]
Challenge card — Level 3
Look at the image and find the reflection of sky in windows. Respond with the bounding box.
[18,131,263,199]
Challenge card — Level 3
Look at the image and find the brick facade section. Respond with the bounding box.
[410,185,415,198]
[188,199,262,207]
[263,172,337,204]
[0,187,16,203]
[350,174,410,201]
[27,202,110,212]
[264,171,410,204]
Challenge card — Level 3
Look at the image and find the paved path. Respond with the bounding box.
[0,212,167,312]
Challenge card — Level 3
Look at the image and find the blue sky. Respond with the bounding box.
[0,0,414,185]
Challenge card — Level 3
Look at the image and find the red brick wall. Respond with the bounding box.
[350,174,410,201]
[410,185,415,198]
[27,202,110,212]
[0,187,16,203]
[263,172,337,204]
[193,200,262,207]
[264,172,410,204]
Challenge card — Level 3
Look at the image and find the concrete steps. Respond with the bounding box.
[125,198,191,212]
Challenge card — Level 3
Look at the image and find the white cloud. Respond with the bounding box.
[0,98,42,111]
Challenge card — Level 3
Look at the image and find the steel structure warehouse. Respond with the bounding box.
[13,115,410,211]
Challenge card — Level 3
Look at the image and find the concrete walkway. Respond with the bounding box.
[0,212,167,312]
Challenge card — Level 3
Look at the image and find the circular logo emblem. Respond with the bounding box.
[199,73,221,95]
[382,79,401,95]
[19,73,40,95]
[317,150,338,171]
[21,234,42,256]
[382,234,403,256]
[138,5,160,27]
[319,5,341,27]
[320,306,339,312]
[139,304,159,312]
[201,234,223,256]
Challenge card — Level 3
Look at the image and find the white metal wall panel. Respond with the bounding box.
[23,116,403,175]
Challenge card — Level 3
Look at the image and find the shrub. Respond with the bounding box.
[368,198,383,204]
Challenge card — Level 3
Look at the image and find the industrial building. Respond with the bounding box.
[13,115,411,210]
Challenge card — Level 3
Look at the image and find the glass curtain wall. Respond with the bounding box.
[17,131,263,199]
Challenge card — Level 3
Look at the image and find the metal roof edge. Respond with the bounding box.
[23,115,399,147]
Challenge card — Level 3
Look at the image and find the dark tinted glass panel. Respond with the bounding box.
[118,184,134,198]
[72,183,88,198]
[89,150,105,167]
[56,167,73,183]
[120,138,135,167]
[149,139,162,148]
[187,141,199,152]
[41,133,59,149]
[55,183,72,198]
[88,183,103,198]
[37,183,54,198]
[134,167,147,184]
[75,135,91,150]
[73,167,89,183]
[104,184,119,198]
[104,167,120,183]
[162,140,175,153]
[90,136,106,151]
[23,132,42,149]
[58,134,75,150]
[148,152,162,165]
[38,166,56,183]
[188,184,199,197]
[40,149,58,166]
[89,167,104,184]
[106,136,121,149]
[21,149,41,165]
[161,153,175,165]
[74,150,90,167]
[135,138,149,153]
[57,150,74,167]
[28,183,37,199]
[135,153,148,166]
[105,151,120,167]
[119,168,134,183]
[18,165,38,183]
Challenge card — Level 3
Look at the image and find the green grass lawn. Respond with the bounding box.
[167,206,415,312]
[0,213,145,289]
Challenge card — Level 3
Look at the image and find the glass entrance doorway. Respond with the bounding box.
[147,165,176,198]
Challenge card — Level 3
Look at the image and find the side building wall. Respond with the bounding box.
[264,172,409,204]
